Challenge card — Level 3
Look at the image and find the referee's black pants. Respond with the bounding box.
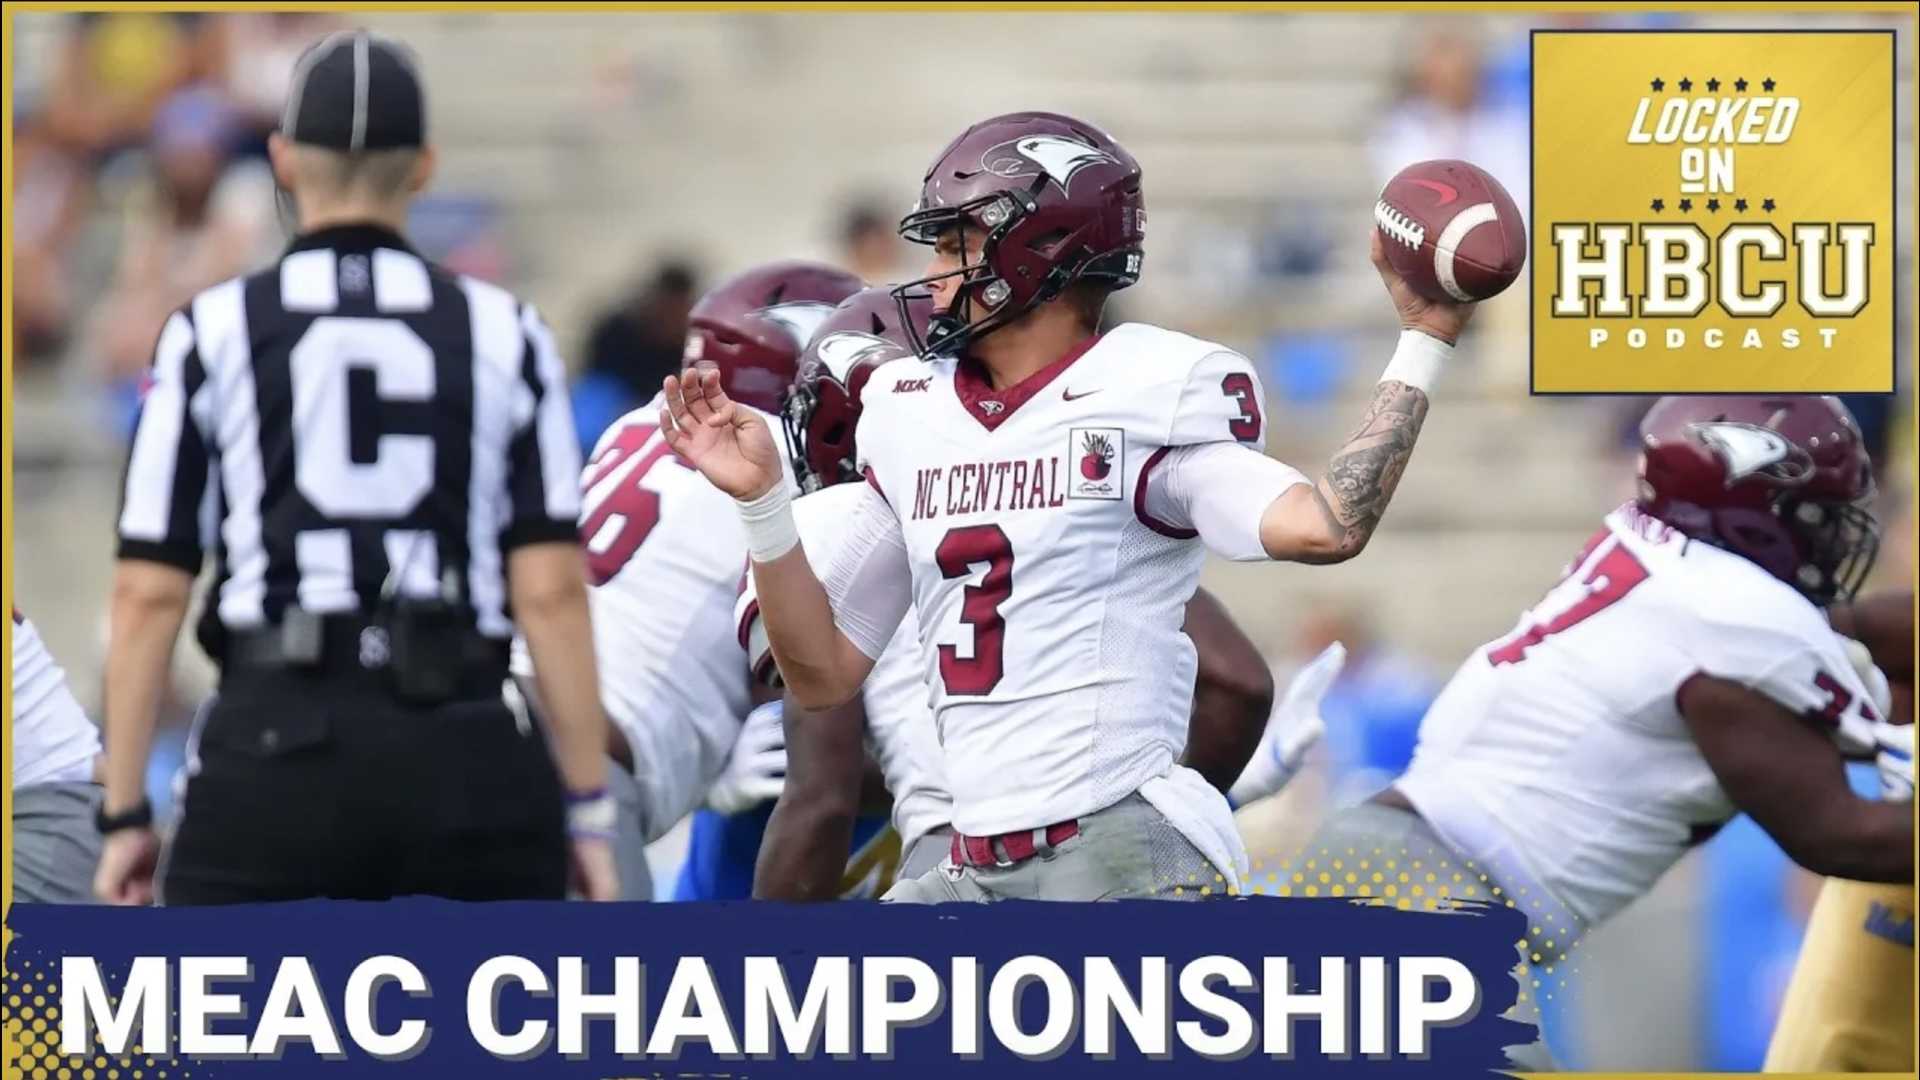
[161,661,567,905]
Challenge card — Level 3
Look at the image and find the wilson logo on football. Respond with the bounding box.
[893,377,932,394]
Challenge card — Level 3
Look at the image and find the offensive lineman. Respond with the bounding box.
[1297,396,1912,1018]
[741,288,1296,898]
[515,260,874,900]
[663,111,1471,902]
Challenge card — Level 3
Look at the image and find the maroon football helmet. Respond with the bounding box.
[1637,395,1879,605]
[781,287,931,492]
[893,111,1143,357]
[682,261,864,413]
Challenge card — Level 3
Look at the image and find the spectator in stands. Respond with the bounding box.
[86,85,277,437]
[43,12,217,164]
[217,13,348,158]
[1369,26,1531,390]
[1368,27,1529,216]
[838,200,907,283]
[12,102,90,366]
[572,259,702,455]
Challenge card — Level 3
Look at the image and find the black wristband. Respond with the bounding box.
[95,799,154,836]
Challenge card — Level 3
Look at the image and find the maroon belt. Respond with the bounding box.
[950,821,1080,868]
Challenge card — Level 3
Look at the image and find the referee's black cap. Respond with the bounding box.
[282,30,426,152]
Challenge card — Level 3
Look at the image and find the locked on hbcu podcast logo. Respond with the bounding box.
[1531,31,1895,393]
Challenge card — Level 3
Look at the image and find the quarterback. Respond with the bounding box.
[663,111,1472,902]
[740,288,1298,898]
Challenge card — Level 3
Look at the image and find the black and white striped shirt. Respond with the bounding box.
[117,224,581,644]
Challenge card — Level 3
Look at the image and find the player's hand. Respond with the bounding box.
[1841,636,1894,721]
[707,700,788,815]
[1228,642,1345,808]
[1371,228,1475,346]
[568,835,620,901]
[660,367,784,501]
[1872,720,1913,802]
[94,827,162,906]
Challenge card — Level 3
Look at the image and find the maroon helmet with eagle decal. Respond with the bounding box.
[781,286,932,492]
[682,260,865,413]
[1637,395,1878,605]
[892,111,1143,357]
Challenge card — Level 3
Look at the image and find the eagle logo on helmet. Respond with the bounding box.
[812,331,904,383]
[1692,421,1813,485]
[758,302,839,348]
[981,135,1119,192]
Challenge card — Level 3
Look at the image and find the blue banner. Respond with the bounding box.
[4,897,1534,1076]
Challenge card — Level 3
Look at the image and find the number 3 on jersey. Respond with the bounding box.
[936,525,1014,695]
[580,422,684,586]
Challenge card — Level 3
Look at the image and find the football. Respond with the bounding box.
[1374,159,1527,304]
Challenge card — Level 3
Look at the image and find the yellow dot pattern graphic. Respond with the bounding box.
[4,954,195,1080]
[1235,838,1592,1019]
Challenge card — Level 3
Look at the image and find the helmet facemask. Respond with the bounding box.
[1782,492,1881,605]
[779,376,863,495]
[778,383,824,494]
[893,190,1035,358]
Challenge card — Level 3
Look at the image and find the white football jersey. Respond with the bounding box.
[843,323,1285,852]
[12,611,102,790]
[512,392,793,842]
[737,483,952,852]
[1396,503,1884,929]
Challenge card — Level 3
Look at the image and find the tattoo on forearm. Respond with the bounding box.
[1310,379,1429,560]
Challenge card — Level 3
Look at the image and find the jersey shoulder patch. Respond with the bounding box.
[860,353,942,404]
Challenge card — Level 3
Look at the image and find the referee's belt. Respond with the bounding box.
[226,613,507,680]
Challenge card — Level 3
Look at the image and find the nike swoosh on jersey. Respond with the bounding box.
[1062,388,1102,401]
[1409,177,1459,205]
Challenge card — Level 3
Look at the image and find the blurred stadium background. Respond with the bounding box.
[7,8,1913,1070]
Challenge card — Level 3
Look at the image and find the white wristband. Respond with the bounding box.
[737,482,800,563]
[1380,329,1452,394]
[566,791,618,840]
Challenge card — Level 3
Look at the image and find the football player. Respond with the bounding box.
[14,610,106,903]
[1293,396,1911,1053]
[1764,589,1914,1073]
[662,111,1470,902]
[514,260,866,901]
[742,288,1297,899]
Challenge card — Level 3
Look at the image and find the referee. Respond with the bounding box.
[92,31,617,905]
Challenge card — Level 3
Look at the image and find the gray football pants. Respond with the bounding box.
[1302,800,1560,1071]
[12,781,103,904]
